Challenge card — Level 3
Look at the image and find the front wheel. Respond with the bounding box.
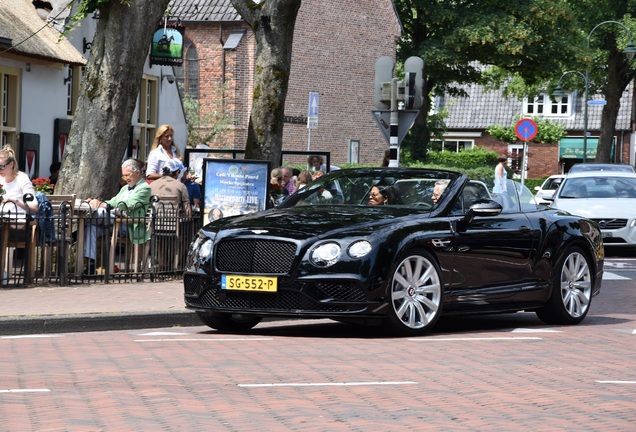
[536,247,593,325]
[384,249,443,336]
[196,312,262,332]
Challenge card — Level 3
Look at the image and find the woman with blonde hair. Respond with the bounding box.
[296,169,313,189]
[0,145,38,215]
[145,124,183,180]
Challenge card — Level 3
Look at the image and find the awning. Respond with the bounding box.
[559,137,615,160]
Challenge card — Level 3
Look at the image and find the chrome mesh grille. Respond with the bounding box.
[216,239,297,274]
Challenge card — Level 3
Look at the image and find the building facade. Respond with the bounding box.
[169,0,402,168]
[0,0,187,180]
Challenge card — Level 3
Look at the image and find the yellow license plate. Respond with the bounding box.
[221,275,278,292]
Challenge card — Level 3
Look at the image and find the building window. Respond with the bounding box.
[134,75,158,159]
[0,67,19,147]
[524,94,571,117]
[508,144,525,177]
[65,65,82,116]
[175,39,200,101]
[429,139,474,152]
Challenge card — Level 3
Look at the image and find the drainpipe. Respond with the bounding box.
[219,23,226,108]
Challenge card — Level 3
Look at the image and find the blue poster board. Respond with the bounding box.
[202,159,270,224]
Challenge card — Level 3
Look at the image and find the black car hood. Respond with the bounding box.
[202,205,428,240]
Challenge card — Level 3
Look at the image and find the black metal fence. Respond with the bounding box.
[1,195,202,288]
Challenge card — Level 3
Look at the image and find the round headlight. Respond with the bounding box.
[348,240,372,258]
[310,242,341,267]
[197,239,213,263]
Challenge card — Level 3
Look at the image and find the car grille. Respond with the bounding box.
[591,218,628,230]
[216,239,297,274]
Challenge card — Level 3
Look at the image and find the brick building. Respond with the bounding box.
[437,80,635,179]
[169,0,401,167]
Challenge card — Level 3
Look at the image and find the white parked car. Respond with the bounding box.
[534,174,566,205]
[544,171,636,247]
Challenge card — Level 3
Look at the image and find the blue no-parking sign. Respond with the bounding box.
[515,118,538,141]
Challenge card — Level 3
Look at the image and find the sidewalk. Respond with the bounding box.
[0,280,200,335]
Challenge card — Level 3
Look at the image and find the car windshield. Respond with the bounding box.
[558,176,636,199]
[280,169,461,209]
[568,163,635,173]
[541,177,563,190]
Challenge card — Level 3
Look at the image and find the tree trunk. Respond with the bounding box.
[230,0,302,168]
[56,0,171,199]
[595,50,633,163]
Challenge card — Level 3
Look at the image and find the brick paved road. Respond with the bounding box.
[0,277,634,431]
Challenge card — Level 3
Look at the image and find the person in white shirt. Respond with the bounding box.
[146,124,183,181]
[0,145,38,216]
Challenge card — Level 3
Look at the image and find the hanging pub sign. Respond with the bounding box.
[149,20,185,66]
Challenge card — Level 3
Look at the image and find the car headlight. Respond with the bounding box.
[310,242,341,267]
[197,239,213,262]
[348,240,372,258]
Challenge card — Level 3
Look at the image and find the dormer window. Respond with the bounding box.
[524,93,572,117]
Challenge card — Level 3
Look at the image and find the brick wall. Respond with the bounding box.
[181,0,401,167]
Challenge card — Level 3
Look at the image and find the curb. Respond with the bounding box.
[0,311,201,336]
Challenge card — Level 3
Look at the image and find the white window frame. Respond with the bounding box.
[0,66,19,148]
[429,139,474,152]
[524,93,572,117]
[134,75,158,160]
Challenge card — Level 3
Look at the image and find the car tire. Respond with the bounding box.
[196,312,262,332]
[384,249,443,336]
[536,247,593,325]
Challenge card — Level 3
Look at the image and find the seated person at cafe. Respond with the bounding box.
[150,158,191,217]
[83,159,151,274]
[0,145,38,216]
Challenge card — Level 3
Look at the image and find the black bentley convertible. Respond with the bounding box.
[184,168,603,336]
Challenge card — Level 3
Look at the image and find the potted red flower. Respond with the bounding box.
[32,177,54,194]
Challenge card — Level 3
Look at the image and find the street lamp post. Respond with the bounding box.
[584,21,636,163]
[553,70,587,160]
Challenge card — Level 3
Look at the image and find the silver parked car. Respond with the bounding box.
[543,170,636,247]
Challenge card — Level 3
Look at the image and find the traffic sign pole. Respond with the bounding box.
[307,92,319,151]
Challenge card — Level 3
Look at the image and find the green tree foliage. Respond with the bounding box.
[472,2,636,163]
[569,1,636,162]
[393,0,581,161]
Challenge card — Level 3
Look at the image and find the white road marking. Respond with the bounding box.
[1,334,64,339]
[596,381,636,385]
[136,331,191,336]
[238,381,418,388]
[512,328,562,333]
[0,389,51,393]
[135,338,273,342]
[408,337,542,341]
[603,272,630,280]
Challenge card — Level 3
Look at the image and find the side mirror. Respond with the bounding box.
[463,199,503,224]
[541,190,555,201]
[534,186,541,191]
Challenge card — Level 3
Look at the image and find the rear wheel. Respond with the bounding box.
[196,312,262,332]
[384,249,443,336]
[536,247,593,325]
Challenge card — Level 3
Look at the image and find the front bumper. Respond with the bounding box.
[184,272,384,317]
